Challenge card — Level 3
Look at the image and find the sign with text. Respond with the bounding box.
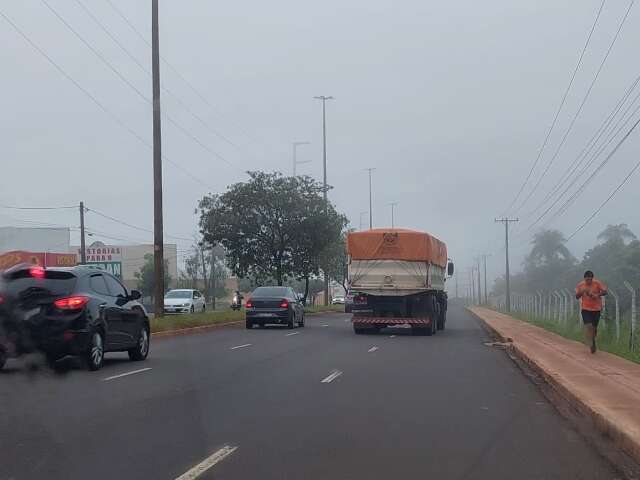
[0,251,77,270]
[86,261,122,278]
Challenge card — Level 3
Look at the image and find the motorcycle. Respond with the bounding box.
[231,294,242,311]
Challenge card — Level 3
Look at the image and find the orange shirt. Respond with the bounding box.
[575,279,607,312]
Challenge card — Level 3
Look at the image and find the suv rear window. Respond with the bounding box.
[2,269,77,297]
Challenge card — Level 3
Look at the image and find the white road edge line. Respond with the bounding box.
[321,370,343,383]
[368,346,379,353]
[285,332,300,336]
[174,445,238,480]
[230,343,252,350]
[102,367,152,382]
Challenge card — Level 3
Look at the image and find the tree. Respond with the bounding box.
[134,253,171,300]
[597,223,636,245]
[526,230,574,267]
[199,171,347,289]
[320,230,351,295]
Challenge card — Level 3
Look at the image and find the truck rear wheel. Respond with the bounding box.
[437,308,446,331]
[354,325,366,334]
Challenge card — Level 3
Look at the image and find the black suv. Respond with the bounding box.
[0,264,150,371]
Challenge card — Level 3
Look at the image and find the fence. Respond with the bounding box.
[475,284,638,352]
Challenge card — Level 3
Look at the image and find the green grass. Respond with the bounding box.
[150,309,245,333]
[150,304,345,333]
[509,311,640,364]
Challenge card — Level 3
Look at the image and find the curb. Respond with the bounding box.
[150,310,345,340]
[467,307,640,466]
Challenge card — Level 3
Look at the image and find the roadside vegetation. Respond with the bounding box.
[151,305,346,333]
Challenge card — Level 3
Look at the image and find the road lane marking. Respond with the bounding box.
[389,335,396,338]
[102,367,152,382]
[175,445,238,480]
[285,332,300,336]
[230,343,252,350]
[321,370,343,383]
[322,324,329,327]
[368,346,379,353]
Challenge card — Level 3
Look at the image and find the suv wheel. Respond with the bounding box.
[87,331,104,371]
[128,325,150,361]
[246,319,253,329]
[288,313,295,329]
[0,350,6,370]
[298,313,305,328]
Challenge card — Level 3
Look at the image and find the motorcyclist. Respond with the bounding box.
[232,290,244,309]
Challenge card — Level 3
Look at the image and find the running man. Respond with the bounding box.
[575,270,607,354]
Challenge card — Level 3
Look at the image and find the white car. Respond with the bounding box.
[164,289,206,314]
[332,295,346,305]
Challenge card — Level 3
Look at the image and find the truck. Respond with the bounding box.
[346,228,453,335]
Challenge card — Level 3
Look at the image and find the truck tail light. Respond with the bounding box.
[279,300,289,309]
[54,296,89,310]
[354,295,367,305]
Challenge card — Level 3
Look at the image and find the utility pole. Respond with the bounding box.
[480,253,491,304]
[292,141,310,176]
[470,267,476,304]
[389,202,398,228]
[364,168,375,229]
[359,211,368,231]
[79,201,86,264]
[476,258,482,304]
[152,0,165,317]
[495,218,518,311]
[455,270,459,299]
[314,95,333,306]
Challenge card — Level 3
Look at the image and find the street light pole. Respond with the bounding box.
[152,0,165,318]
[292,141,311,176]
[495,218,518,312]
[79,201,86,264]
[314,96,334,306]
[389,202,398,228]
[359,211,368,231]
[364,168,375,229]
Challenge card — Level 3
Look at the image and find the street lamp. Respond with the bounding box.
[364,168,375,229]
[359,211,368,230]
[292,141,311,176]
[389,202,398,228]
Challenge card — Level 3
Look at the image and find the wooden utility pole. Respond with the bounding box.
[79,201,86,264]
[495,218,518,311]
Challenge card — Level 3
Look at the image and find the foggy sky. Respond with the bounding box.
[1,0,639,287]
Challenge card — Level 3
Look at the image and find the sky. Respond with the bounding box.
[1,0,639,288]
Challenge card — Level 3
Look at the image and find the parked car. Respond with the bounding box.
[164,289,206,314]
[245,286,305,329]
[332,295,345,305]
[0,264,149,371]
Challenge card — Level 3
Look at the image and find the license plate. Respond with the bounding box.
[256,313,274,318]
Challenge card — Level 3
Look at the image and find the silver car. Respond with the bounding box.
[163,289,206,314]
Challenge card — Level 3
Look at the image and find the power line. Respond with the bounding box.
[502,0,605,215]
[0,204,76,210]
[0,7,214,191]
[567,120,640,240]
[513,0,634,214]
[39,0,242,173]
[524,72,640,221]
[520,84,640,234]
[103,0,269,150]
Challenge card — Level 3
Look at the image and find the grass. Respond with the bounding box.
[150,304,345,333]
[509,311,640,365]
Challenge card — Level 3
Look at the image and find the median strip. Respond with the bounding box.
[175,445,238,480]
[321,370,343,383]
[230,343,252,350]
[102,367,152,382]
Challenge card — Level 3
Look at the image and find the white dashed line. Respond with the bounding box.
[102,367,152,382]
[285,332,300,336]
[368,346,379,353]
[389,335,396,338]
[230,343,252,350]
[321,370,343,383]
[174,445,238,480]
[322,324,329,327]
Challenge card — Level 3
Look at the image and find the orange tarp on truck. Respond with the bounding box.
[346,228,447,267]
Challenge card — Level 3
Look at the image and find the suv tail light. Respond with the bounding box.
[54,296,89,310]
[30,266,46,279]
[0,294,4,305]
[245,300,253,308]
[279,300,289,309]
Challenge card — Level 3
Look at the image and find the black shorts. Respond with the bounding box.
[581,310,601,327]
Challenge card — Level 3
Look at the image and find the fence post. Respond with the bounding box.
[563,289,572,324]
[624,281,636,351]
[608,289,620,342]
[551,291,558,323]
[560,290,567,324]
[601,295,607,329]
[536,291,542,318]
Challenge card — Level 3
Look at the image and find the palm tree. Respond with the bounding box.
[597,224,636,245]
[527,230,574,266]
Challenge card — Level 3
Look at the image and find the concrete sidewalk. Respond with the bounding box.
[470,306,640,465]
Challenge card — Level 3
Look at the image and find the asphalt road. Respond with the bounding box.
[0,305,619,480]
